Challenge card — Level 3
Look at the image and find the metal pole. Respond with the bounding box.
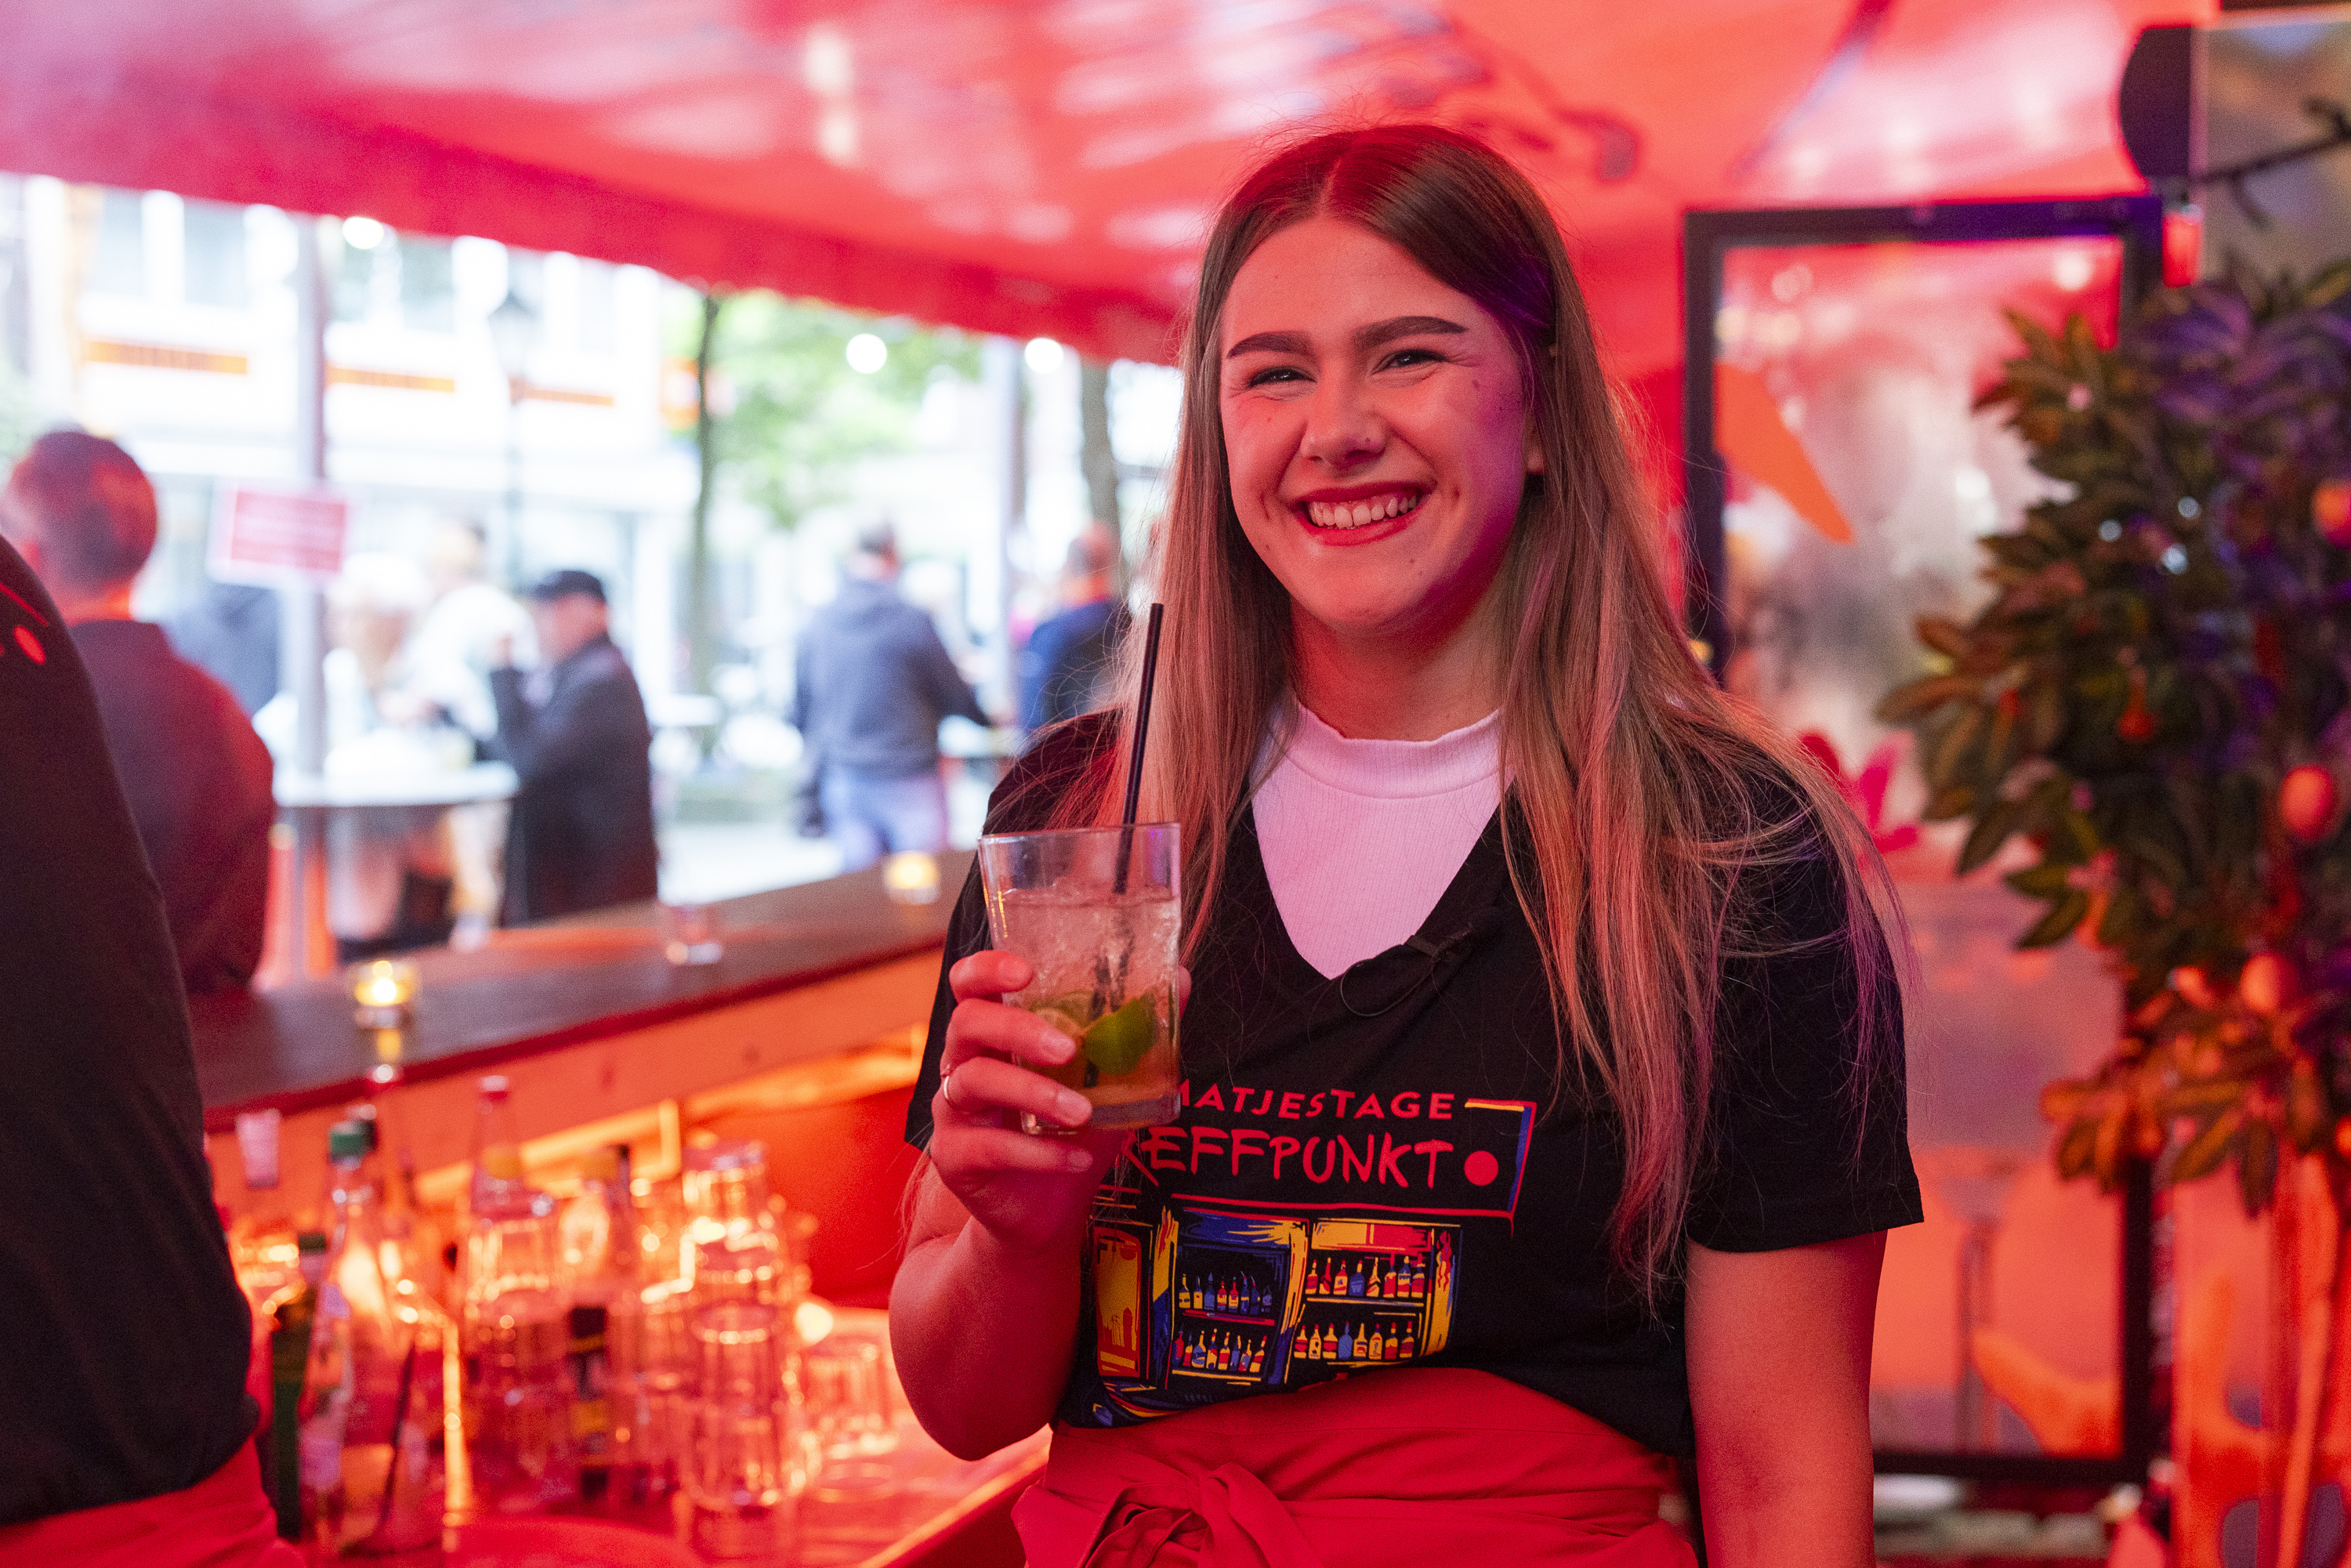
[687,292,720,708]
[983,335,1025,715]
[503,388,523,587]
[283,215,331,974]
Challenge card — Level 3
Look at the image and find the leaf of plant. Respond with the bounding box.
[1916,617,1974,662]
[1923,784,1977,822]
[2056,1115,2100,1179]
[1959,800,2023,875]
[2021,888,2092,949]
[2237,1118,2279,1217]
[2288,1063,2329,1152]
[1878,674,1983,725]
[2006,863,2075,899]
[2171,1108,2241,1182]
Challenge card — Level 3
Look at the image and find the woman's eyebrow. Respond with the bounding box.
[1357,315,1467,350]
[1226,329,1310,358]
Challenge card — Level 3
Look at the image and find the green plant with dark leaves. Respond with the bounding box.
[1878,264,2351,1219]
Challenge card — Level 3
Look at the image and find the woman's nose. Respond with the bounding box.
[1299,380,1383,469]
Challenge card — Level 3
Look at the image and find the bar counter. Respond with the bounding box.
[197,856,1049,1568]
[201,856,967,1237]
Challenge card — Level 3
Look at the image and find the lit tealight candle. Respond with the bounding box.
[882,850,940,905]
[349,958,419,1030]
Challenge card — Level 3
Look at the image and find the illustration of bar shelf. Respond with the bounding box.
[1089,1204,1461,1410]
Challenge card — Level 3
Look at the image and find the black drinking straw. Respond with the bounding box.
[1113,603,1166,895]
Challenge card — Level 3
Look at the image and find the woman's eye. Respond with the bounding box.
[1378,348,1444,371]
[1244,364,1307,388]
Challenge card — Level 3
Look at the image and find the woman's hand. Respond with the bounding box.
[926,951,1130,1257]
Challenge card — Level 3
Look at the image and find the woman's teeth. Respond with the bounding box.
[1303,493,1421,530]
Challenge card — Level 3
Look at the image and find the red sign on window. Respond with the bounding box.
[209,486,349,583]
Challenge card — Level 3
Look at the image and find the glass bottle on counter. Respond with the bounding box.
[560,1143,641,1504]
[462,1182,575,1512]
[469,1075,526,1217]
[302,1121,442,1555]
[266,1231,330,1541]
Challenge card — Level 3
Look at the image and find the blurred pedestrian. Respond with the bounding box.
[0,534,296,1566]
[164,579,279,716]
[791,523,987,872]
[489,569,657,922]
[0,431,273,994]
[1018,522,1127,733]
[315,554,463,961]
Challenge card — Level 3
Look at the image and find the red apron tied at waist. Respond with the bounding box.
[1014,1367,1699,1568]
[0,1442,302,1568]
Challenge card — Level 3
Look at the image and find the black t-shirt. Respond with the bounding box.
[909,716,1922,1458]
[0,543,259,1523]
[71,620,274,994]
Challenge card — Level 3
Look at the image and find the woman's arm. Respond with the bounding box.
[1684,1232,1886,1568]
[888,951,1129,1459]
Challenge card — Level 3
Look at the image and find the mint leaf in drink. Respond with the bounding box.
[1081,994,1154,1076]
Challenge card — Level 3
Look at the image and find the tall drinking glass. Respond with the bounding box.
[977,824,1181,1132]
[687,1302,797,1559]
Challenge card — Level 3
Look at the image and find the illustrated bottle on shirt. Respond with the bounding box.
[1367,1260,1383,1299]
[1401,1324,1416,1360]
[1368,1324,1386,1361]
[1248,1337,1266,1375]
[304,1121,443,1555]
[266,1231,329,1541]
[469,1074,527,1216]
[1335,1323,1353,1360]
[1347,1259,1364,1297]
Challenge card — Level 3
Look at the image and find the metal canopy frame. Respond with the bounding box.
[1679,193,2167,1487]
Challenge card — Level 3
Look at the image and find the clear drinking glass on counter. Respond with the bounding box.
[683,1140,785,1313]
[687,1302,799,1559]
[660,900,723,966]
[461,1190,576,1512]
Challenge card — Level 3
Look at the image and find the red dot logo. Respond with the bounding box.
[1462,1150,1500,1187]
[12,625,42,663]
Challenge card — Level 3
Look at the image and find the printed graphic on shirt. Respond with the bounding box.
[1077,1080,1534,1421]
[1,575,52,665]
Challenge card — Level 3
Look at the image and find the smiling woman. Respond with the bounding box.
[890,125,1921,1568]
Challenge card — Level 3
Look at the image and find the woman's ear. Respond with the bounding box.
[1524,419,1546,475]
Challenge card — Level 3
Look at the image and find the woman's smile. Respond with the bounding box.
[1293,483,1426,539]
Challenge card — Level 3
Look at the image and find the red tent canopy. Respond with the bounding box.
[0,0,2210,373]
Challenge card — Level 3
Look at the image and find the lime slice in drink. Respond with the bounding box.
[1081,994,1155,1077]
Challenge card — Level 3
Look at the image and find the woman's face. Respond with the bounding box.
[1218,216,1540,654]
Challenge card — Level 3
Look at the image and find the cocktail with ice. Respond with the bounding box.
[978,824,1181,1131]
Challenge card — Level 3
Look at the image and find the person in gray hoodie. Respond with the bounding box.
[791,523,987,871]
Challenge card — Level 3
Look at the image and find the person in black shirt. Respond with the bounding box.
[0,535,292,1563]
[1018,523,1128,733]
[893,128,1920,1567]
[488,568,657,924]
[0,432,273,994]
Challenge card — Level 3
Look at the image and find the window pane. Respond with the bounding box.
[578,259,615,352]
[183,201,247,308]
[334,233,374,323]
[399,237,455,332]
[90,188,144,296]
[1715,237,2128,1458]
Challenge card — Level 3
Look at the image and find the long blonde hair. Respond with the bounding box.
[1053,125,1902,1298]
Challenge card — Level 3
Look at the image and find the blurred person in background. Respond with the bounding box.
[164,580,280,717]
[791,521,987,872]
[1018,521,1128,733]
[0,534,295,1567]
[0,430,272,994]
[299,554,465,961]
[395,517,534,937]
[401,516,533,741]
[490,569,657,923]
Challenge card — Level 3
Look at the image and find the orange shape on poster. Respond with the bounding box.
[1713,364,1853,545]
